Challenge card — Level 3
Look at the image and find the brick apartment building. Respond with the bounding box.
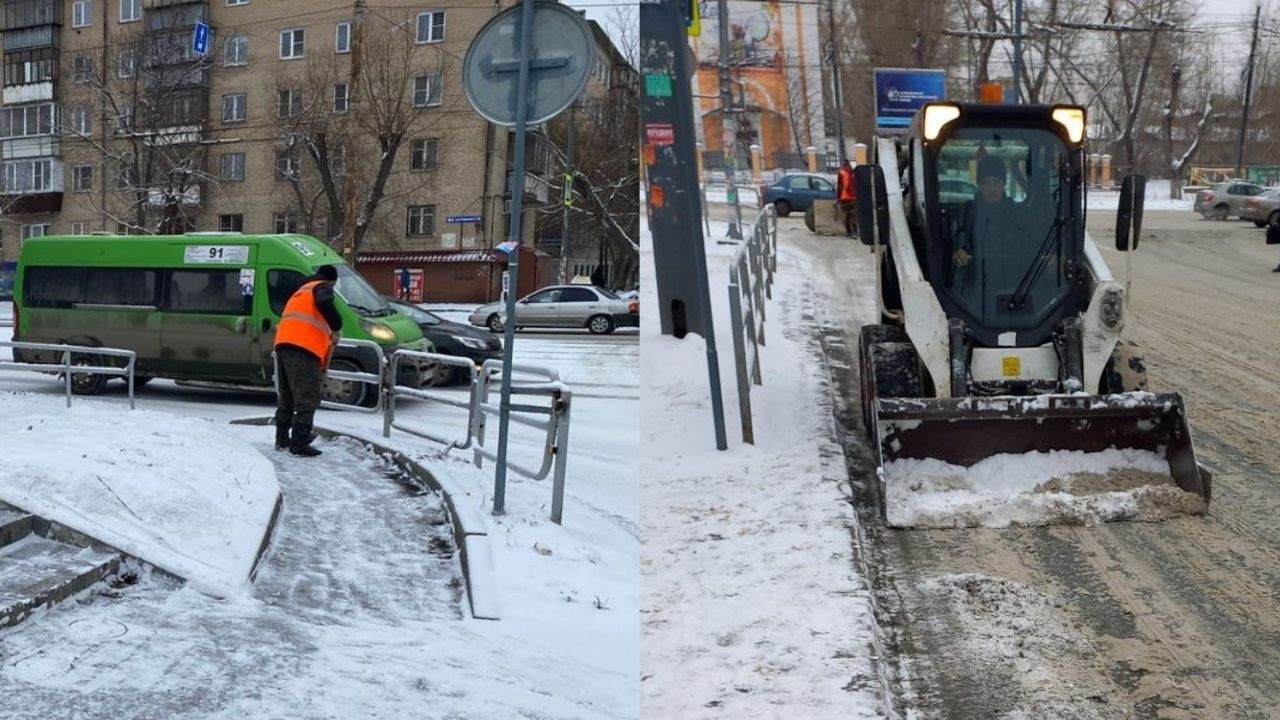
[0,0,601,301]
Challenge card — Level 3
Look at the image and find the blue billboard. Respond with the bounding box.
[873,68,948,132]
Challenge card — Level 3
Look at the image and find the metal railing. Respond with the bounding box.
[727,204,779,444]
[0,340,137,408]
[384,350,480,450]
[471,359,573,524]
[272,338,389,414]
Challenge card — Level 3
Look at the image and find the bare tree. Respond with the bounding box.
[60,13,217,234]
[273,10,452,254]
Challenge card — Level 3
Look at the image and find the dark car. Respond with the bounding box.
[387,298,502,384]
[758,173,837,217]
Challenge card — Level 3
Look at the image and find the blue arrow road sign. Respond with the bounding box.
[193,22,209,56]
[446,215,481,224]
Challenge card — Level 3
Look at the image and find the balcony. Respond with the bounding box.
[3,25,57,51]
[1,156,63,214]
[0,0,61,31]
[145,2,208,32]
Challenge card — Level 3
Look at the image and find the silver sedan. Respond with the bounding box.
[1194,181,1265,220]
[1239,188,1280,227]
[468,284,639,334]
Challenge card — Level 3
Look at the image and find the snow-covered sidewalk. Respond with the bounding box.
[640,214,890,717]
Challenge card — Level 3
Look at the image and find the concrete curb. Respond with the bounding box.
[229,417,499,621]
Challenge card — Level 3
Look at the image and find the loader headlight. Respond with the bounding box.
[923,104,962,142]
[1052,106,1086,144]
[1100,288,1124,329]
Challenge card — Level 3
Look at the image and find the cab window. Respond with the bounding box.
[526,289,561,304]
[560,287,597,303]
[267,269,306,316]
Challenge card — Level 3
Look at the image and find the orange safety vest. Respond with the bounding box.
[837,165,856,202]
[275,280,335,363]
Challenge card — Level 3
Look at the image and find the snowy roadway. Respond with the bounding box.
[798,209,1280,718]
[0,312,638,719]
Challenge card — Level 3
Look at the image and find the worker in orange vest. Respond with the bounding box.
[836,159,858,238]
[273,265,343,456]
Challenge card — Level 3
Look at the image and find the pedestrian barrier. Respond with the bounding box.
[383,350,481,450]
[727,204,779,444]
[274,338,389,415]
[0,340,137,409]
[471,359,573,524]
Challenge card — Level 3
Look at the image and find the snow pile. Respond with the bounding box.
[1087,179,1192,212]
[1,393,279,595]
[884,448,1205,528]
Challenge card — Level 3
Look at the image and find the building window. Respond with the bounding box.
[413,73,441,108]
[119,0,140,23]
[406,205,436,236]
[0,104,55,139]
[277,89,302,118]
[335,22,351,53]
[71,222,91,235]
[226,0,248,6]
[71,107,92,135]
[333,83,349,113]
[116,157,137,189]
[416,11,445,43]
[73,165,93,192]
[224,35,248,66]
[2,159,53,193]
[410,138,438,171]
[72,0,92,28]
[274,213,298,233]
[117,48,135,79]
[222,93,247,123]
[275,151,299,181]
[73,55,95,83]
[219,214,244,232]
[280,28,305,59]
[219,152,245,181]
[330,147,345,177]
[21,224,51,241]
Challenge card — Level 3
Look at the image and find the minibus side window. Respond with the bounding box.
[166,269,252,315]
[267,269,306,316]
[24,266,87,308]
[83,268,158,306]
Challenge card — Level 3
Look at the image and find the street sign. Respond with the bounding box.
[193,22,210,56]
[461,1,592,127]
[872,68,947,133]
[446,214,481,224]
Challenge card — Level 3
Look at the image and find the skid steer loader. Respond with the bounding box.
[853,102,1212,528]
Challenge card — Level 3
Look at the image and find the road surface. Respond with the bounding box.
[791,210,1280,718]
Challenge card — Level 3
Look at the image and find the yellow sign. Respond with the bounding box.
[1002,357,1022,377]
[687,0,700,36]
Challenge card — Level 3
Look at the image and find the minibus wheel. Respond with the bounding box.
[321,358,367,407]
[67,353,109,395]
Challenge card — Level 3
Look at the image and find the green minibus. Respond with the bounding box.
[12,232,429,404]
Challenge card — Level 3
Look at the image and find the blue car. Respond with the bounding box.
[759,173,838,217]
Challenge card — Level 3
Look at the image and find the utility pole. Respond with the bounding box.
[340,0,366,264]
[826,0,846,163]
[1012,0,1023,104]
[559,102,576,283]
[1236,3,1262,178]
[716,0,743,240]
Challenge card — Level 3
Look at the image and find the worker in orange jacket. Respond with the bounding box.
[273,265,343,456]
[836,159,858,238]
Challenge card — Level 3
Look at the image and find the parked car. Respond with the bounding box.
[1239,188,1280,227]
[1194,181,1265,220]
[468,285,639,334]
[759,173,837,217]
[386,297,501,384]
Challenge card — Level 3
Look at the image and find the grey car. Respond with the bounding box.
[1194,181,1265,220]
[468,284,639,334]
[1239,188,1280,227]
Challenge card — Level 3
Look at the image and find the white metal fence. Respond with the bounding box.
[727,204,779,444]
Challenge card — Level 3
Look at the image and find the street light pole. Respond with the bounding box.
[717,0,743,240]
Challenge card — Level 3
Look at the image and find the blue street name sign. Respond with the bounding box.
[446,215,481,224]
[193,22,210,56]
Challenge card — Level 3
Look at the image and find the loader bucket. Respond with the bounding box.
[873,392,1212,528]
[805,199,849,236]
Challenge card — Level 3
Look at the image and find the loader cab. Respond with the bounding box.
[911,102,1088,348]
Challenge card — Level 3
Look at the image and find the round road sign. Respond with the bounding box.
[461,1,593,127]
